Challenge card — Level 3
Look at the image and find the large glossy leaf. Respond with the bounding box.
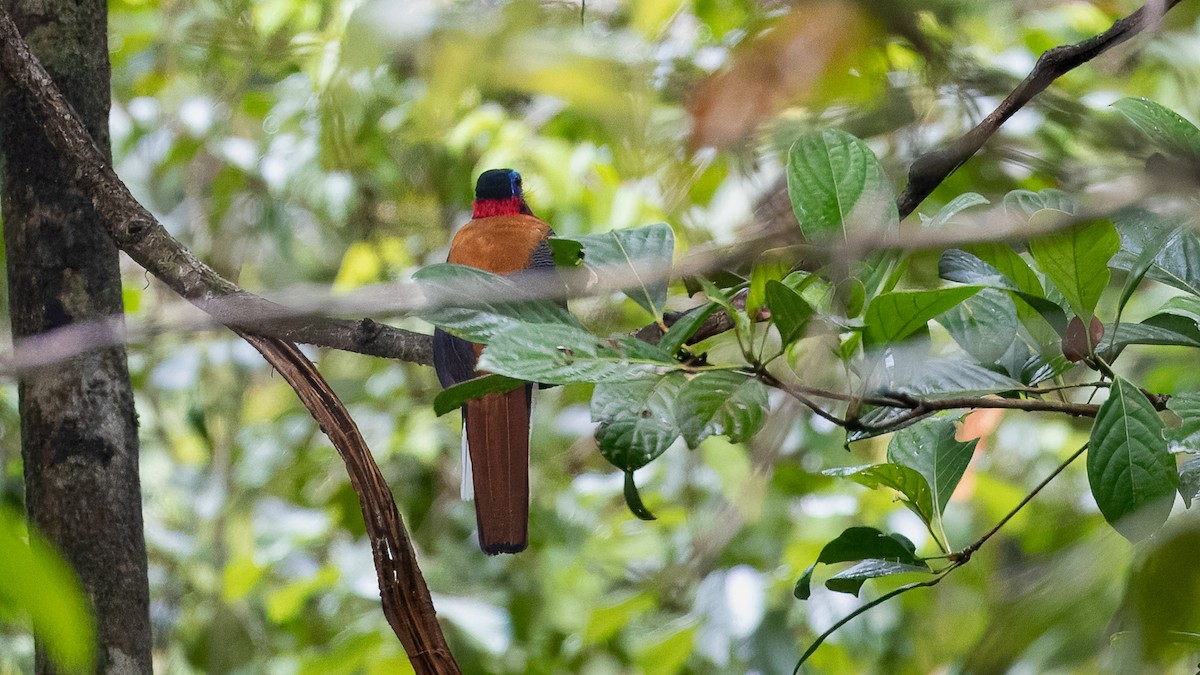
[1088,376,1177,542]
[786,129,897,241]
[942,247,1066,336]
[413,263,582,343]
[887,419,977,525]
[793,527,926,600]
[593,373,687,471]
[1028,220,1120,320]
[555,223,675,318]
[764,280,814,346]
[0,509,95,671]
[1109,208,1200,297]
[1098,321,1200,362]
[824,463,935,527]
[825,559,932,597]
[937,288,1019,365]
[864,287,982,346]
[478,323,679,384]
[1166,392,1200,455]
[1112,97,1200,159]
[675,371,769,448]
[871,355,1028,399]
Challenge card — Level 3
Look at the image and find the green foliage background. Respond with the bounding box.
[3,0,1200,672]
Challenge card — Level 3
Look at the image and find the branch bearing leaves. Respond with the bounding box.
[824,463,935,527]
[846,405,931,443]
[764,280,814,346]
[923,192,989,230]
[555,223,675,319]
[593,373,687,471]
[887,418,977,522]
[1027,220,1120,320]
[826,559,932,597]
[863,287,982,346]
[433,374,525,416]
[413,263,582,343]
[1166,393,1200,455]
[1110,207,1200,297]
[676,371,769,448]
[1088,376,1177,542]
[479,323,679,384]
[793,526,927,599]
[786,128,897,241]
[1112,97,1200,160]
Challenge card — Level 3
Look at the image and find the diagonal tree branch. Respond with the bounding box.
[0,8,457,672]
[895,0,1185,219]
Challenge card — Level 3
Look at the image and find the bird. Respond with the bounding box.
[433,168,557,554]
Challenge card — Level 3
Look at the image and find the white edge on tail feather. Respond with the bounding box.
[459,384,537,502]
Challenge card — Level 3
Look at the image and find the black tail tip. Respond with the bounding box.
[481,540,528,555]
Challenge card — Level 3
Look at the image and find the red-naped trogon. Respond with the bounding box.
[433,168,557,554]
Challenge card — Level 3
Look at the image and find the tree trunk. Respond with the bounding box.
[0,0,152,672]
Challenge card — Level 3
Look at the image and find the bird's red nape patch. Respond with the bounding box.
[473,197,524,218]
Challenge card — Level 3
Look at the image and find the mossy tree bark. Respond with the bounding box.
[0,0,152,672]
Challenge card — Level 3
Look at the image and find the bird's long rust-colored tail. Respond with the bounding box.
[463,387,530,554]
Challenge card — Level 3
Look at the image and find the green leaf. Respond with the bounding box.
[863,287,983,346]
[1027,220,1120,320]
[887,419,977,522]
[699,278,750,345]
[924,192,989,230]
[547,237,585,267]
[1099,321,1200,362]
[433,374,525,416]
[659,303,719,355]
[786,129,897,241]
[593,373,686,470]
[1112,97,1200,159]
[413,263,581,343]
[675,371,769,448]
[764,280,814,346]
[1002,188,1077,217]
[1166,393,1200,454]
[824,463,935,527]
[825,559,932,596]
[942,247,1066,336]
[814,526,923,565]
[556,223,675,318]
[1110,207,1200,297]
[794,564,816,600]
[623,470,657,520]
[1088,376,1177,542]
[1178,456,1200,508]
[0,509,96,671]
[937,288,1019,365]
[746,250,790,315]
[872,356,1028,399]
[479,323,679,384]
[1118,223,1184,317]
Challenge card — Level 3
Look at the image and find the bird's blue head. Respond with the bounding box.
[473,169,533,218]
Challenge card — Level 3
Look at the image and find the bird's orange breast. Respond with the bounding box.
[448,215,552,274]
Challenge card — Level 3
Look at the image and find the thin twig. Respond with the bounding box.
[795,442,1090,671]
[896,0,1184,219]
